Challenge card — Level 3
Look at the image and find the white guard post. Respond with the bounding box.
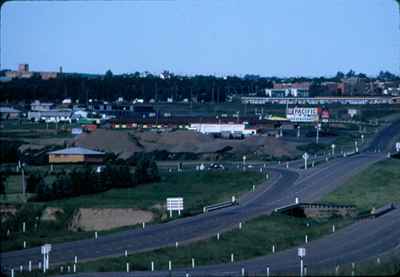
[41,244,52,273]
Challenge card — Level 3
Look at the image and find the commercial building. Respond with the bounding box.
[0,107,22,119]
[30,101,54,112]
[189,123,257,136]
[265,88,309,98]
[5,64,59,80]
[48,147,105,164]
[28,109,72,123]
[241,96,396,105]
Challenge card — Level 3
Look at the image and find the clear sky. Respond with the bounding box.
[1,0,399,77]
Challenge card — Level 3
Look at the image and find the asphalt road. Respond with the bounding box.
[55,206,400,277]
[1,120,399,275]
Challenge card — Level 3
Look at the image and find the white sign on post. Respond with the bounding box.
[167,197,184,217]
[302,152,309,170]
[298,247,306,277]
[41,244,52,273]
[396,142,400,152]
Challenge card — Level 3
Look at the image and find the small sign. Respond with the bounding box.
[41,244,52,255]
[302,153,309,160]
[396,142,400,152]
[298,247,306,257]
[167,198,184,212]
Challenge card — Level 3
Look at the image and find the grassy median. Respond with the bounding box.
[322,158,400,212]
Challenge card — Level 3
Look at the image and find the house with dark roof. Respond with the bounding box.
[48,147,105,164]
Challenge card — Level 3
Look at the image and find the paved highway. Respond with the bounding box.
[66,206,400,277]
[1,120,399,275]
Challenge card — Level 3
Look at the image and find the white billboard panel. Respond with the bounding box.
[167,197,184,212]
[287,107,319,122]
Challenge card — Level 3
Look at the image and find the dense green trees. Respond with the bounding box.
[33,159,160,202]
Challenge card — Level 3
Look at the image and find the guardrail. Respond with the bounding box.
[203,198,238,213]
[371,203,396,218]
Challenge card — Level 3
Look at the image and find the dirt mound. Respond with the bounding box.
[74,129,297,159]
[69,208,154,231]
[41,207,64,221]
[75,129,143,159]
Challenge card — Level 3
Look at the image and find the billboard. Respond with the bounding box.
[286,107,319,122]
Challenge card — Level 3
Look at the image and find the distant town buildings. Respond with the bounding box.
[5,64,59,80]
[0,106,22,119]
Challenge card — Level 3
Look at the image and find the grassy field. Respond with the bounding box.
[322,158,400,212]
[46,171,263,212]
[48,215,351,273]
[1,171,264,252]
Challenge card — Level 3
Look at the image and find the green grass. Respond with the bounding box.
[322,159,400,212]
[45,171,263,212]
[5,175,23,194]
[48,215,351,273]
[1,171,264,252]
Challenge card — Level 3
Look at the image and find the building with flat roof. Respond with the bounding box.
[48,147,105,164]
[0,107,22,119]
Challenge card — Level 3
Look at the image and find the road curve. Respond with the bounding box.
[57,206,400,277]
[1,120,399,273]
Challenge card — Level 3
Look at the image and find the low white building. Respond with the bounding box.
[189,123,256,136]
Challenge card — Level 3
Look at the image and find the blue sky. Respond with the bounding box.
[1,0,399,76]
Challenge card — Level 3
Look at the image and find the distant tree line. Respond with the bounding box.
[26,158,160,202]
[2,70,397,104]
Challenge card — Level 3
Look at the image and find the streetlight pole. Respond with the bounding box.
[315,123,321,144]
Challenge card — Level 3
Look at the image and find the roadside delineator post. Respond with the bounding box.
[335,264,339,275]
[60,266,63,273]
[38,262,42,270]
[151,261,154,271]
[125,250,128,257]
[74,256,78,264]
[126,262,130,272]
[241,267,245,276]
[175,241,179,248]
[377,257,381,264]
[239,222,242,230]
[73,263,76,273]
[95,231,98,239]
[168,260,172,271]
[266,266,270,277]
[332,224,335,233]
[10,269,14,277]
[142,222,146,229]
[351,262,355,276]
[28,261,32,272]
[192,258,195,268]
[217,232,220,240]
[22,222,26,233]
[272,245,276,253]
[19,265,23,272]
[252,185,255,192]
[67,265,70,272]
[23,241,26,248]
[305,235,308,244]
[304,265,308,276]
[231,253,234,263]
